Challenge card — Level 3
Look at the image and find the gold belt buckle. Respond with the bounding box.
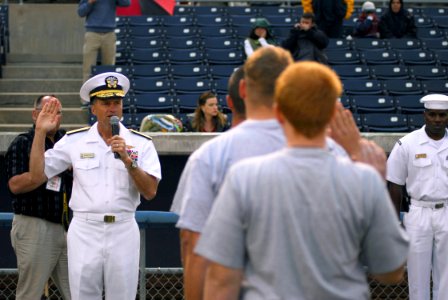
[104,215,115,223]
[435,203,444,209]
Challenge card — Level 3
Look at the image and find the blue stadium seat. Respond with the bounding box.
[202,37,240,50]
[160,15,195,27]
[352,38,388,51]
[128,49,167,64]
[176,94,199,112]
[256,6,295,17]
[343,79,383,95]
[332,65,370,79]
[409,65,447,80]
[370,65,410,80]
[339,95,351,109]
[206,49,244,65]
[436,50,448,65]
[214,77,229,94]
[395,95,424,114]
[420,7,448,17]
[423,38,448,50]
[229,15,257,26]
[128,16,161,26]
[383,79,423,96]
[388,38,422,50]
[421,79,448,94]
[208,65,240,79]
[195,14,229,27]
[326,50,362,65]
[408,113,425,130]
[193,6,226,15]
[127,26,163,38]
[127,37,164,50]
[167,49,204,65]
[198,26,234,38]
[132,78,172,94]
[132,94,175,114]
[362,113,409,132]
[174,5,194,15]
[433,16,448,28]
[165,37,202,49]
[91,65,129,76]
[272,26,293,40]
[169,64,209,79]
[399,49,436,65]
[226,6,258,16]
[327,38,352,50]
[172,78,214,94]
[361,49,399,65]
[232,25,253,39]
[351,95,395,113]
[414,16,435,28]
[417,28,445,40]
[164,26,199,38]
[265,15,295,27]
[130,64,169,79]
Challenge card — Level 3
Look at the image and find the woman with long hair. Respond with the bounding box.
[185,91,228,132]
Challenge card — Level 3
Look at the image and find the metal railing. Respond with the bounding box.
[0,268,410,299]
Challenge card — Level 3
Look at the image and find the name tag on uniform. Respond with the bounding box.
[46,175,61,192]
[80,153,95,159]
[415,153,427,159]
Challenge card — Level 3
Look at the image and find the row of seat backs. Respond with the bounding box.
[333,64,448,80]
[328,38,448,51]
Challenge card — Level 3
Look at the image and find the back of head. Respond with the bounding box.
[275,61,342,138]
[244,47,293,107]
[227,66,246,118]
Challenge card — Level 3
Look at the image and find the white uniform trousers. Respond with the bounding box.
[67,213,140,300]
[404,203,448,300]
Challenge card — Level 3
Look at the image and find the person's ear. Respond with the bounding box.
[32,109,39,123]
[273,102,284,124]
[226,95,234,111]
[239,79,247,101]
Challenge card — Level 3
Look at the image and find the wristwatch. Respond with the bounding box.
[128,159,138,170]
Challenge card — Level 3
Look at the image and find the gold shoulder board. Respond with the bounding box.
[67,126,90,135]
[130,129,152,140]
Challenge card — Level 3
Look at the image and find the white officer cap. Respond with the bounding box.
[362,1,375,12]
[80,72,130,105]
[420,94,448,110]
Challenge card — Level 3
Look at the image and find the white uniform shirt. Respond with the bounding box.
[387,126,448,201]
[44,122,161,213]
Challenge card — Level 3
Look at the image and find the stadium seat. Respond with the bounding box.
[352,38,388,51]
[395,95,425,114]
[351,95,395,113]
[132,78,172,94]
[172,78,214,94]
[206,49,244,65]
[408,113,425,130]
[164,26,199,38]
[198,26,234,38]
[174,6,194,15]
[130,64,169,79]
[226,6,258,16]
[170,64,209,79]
[132,93,175,113]
[213,77,229,94]
[388,38,422,50]
[127,37,164,49]
[417,27,445,40]
[399,49,436,65]
[209,65,240,79]
[127,26,163,38]
[176,94,200,112]
[265,15,295,27]
[165,37,202,50]
[229,15,257,26]
[128,16,161,26]
[202,37,240,50]
[332,64,370,79]
[361,49,399,65]
[362,113,409,132]
[414,16,435,28]
[128,49,167,64]
[343,79,383,95]
[383,79,423,95]
[423,38,448,51]
[339,95,351,109]
[160,15,195,27]
[167,49,204,65]
[195,14,229,27]
[370,65,409,80]
[421,79,448,94]
[256,6,295,17]
[420,7,448,17]
[436,50,448,65]
[327,38,352,50]
[433,16,448,28]
[91,65,129,76]
[326,50,362,65]
[409,65,447,80]
[232,25,253,39]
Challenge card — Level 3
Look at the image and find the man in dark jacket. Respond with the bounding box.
[281,13,329,64]
[379,0,416,39]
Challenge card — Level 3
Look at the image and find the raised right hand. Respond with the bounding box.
[35,98,61,133]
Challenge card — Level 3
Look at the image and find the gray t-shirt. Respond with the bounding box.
[196,148,409,300]
[170,119,285,232]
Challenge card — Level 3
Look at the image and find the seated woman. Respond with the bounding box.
[353,1,380,38]
[244,18,277,58]
[379,0,416,39]
[184,91,229,132]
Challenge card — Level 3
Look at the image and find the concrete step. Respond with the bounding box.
[7,53,82,64]
[0,108,89,124]
[0,92,82,108]
[2,64,82,79]
[0,79,82,93]
[0,123,89,133]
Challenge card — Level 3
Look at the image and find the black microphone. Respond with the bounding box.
[110,116,120,159]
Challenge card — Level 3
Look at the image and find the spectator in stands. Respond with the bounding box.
[78,0,130,85]
[281,13,329,64]
[387,94,448,300]
[244,18,277,58]
[5,95,71,300]
[183,91,229,132]
[379,0,416,39]
[28,72,161,300]
[353,1,380,38]
[196,61,409,300]
[301,0,354,38]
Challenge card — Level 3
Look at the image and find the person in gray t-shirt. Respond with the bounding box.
[196,61,409,300]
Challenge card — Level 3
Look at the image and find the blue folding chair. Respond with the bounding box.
[265,15,295,27]
[174,6,194,15]
[420,7,448,17]
[417,28,445,40]
[327,38,352,50]
[433,16,448,28]
[127,26,163,38]
[229,15,257,27]
[257,6,295,17]
[414,16,435,28]
[193,6,226,15]
[339,95,351,109]
[91,65,129,77]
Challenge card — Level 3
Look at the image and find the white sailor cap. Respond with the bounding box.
[420,94,448,110]
[80,72,130,105]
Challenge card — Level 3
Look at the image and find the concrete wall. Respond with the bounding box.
[10,4,84,55]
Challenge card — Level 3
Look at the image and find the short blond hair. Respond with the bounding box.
[275,61,342,138]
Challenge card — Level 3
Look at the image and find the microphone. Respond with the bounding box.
[110,116,120,159]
